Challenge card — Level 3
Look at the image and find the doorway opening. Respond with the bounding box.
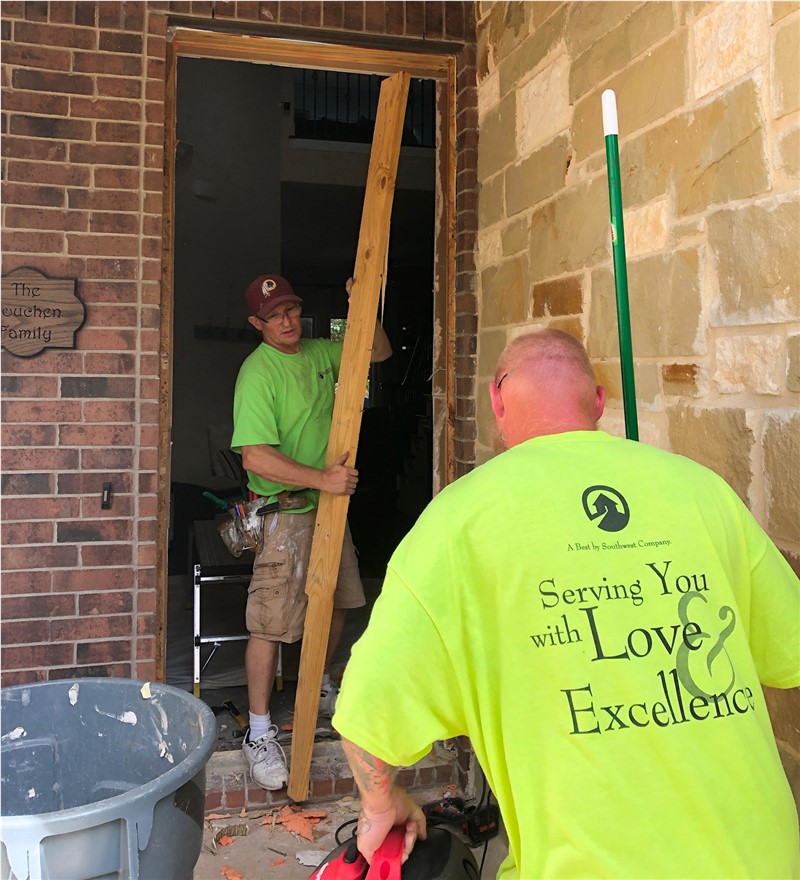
[160,36,453,751]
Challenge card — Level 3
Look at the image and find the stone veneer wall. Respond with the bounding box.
[1,0,477,686]
[474,0,799,802]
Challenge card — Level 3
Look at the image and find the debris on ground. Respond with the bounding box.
[221,867,244,880]
[217,835,235,847]
[264,805,329,841]
[296,850,326,867]
[269,857,286,867]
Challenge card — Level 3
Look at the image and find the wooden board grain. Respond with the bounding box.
[288,70,410,802]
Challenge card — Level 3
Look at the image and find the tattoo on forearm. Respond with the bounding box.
[342,739,398,801]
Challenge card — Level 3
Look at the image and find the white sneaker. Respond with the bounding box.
[319,681,338,718]
[243,726,288,790]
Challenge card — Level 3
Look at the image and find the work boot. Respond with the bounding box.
[243,725,288,790]
[318,681,338,718]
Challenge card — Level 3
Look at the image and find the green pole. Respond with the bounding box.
[602,89,639,441]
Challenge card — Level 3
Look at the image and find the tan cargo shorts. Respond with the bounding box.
[245,510,365,643]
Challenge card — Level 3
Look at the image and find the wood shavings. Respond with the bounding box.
[263,805,329,842]
[221,867,244,880]
[206,813,232,821]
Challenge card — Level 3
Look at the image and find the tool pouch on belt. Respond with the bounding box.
[217,497,269,558]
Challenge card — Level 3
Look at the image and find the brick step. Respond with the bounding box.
[205,739,464,811]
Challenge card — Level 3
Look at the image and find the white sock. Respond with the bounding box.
[322,673,332,689]
[249,712,271,739]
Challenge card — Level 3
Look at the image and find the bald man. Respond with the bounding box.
[333,329,800,878]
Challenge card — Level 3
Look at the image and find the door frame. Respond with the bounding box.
[156,27,457,680]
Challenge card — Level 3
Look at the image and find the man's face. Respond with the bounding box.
[249,303,302,354]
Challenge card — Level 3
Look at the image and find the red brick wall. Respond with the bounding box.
[1,1,477,685]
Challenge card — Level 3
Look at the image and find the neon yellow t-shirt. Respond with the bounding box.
[334,431,800,879]
[231,338,343,508]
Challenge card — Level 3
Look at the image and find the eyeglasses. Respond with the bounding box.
[496,372,508,390]
[261,305,302,326]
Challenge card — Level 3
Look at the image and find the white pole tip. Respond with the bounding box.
[602,90,618,137]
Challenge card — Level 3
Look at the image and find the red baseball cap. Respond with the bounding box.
[245,275,302,320]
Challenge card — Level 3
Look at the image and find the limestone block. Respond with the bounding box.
[677,1,715,26]
[478,69,500,121]
[487,1,531,66]
[480,255,529,327]
[788,334,800,392]
[764,409,800,541]
[506,135,569,216]
[570,2,675,103]
[588,249,703,359]
[772,1,800,22]
[635,361,660,406]
[628,249,703,356]
[478,92,517,182]
[529,175,610,282]
[572,31,688,162]
[499,5,567,97]
[477,229,503,271]
[588,268,622,359]
[662,362,705,397]
[773,15,800,118]
[565,1,642,58]
[667,404,753,503]
[619,78,767,215]
[477,23,494,81]
[709,198,800,325]
[547,316,585,342]
[775,123,800,178]
[625,198,669,258]
[517,55,572,158]
[714,334,784,394]
[529,1,562,31]
[477,328,509,379]
[675,79,768,216]
[594,360,624,402]
[669,218,705,248]
[476,380,496,447]
[502,216,530,256]
[531,275,583,317]
[692,2,769,100]
[478,174,505,228]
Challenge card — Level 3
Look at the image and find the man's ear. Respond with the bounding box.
[247,315,262,331]
[489,380,505,421]
[594,385,606,422]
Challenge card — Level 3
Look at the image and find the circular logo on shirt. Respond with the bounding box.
[581,485,630,532]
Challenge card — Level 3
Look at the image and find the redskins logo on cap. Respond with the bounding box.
[262,278,277,296]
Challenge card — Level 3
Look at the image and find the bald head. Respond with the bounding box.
[490,329,605,448]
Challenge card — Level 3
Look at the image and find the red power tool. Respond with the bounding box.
[309,825,478,880]
[309,825,404,880]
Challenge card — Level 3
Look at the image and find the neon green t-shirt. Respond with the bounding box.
[231,338,343,508]
[334,431,800,879]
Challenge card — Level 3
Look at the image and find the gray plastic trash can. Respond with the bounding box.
[0,678,217,880]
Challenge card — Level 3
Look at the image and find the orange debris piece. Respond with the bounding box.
[207,813,232,820]
[280,722,294,731]
[217,835,235,846]
[270,858,286,867]
[221,867,244,880]
[263,805,329,841]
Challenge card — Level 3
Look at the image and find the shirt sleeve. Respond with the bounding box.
[231,361,279,452]
[745,515,800,688]
[333,567,466,767]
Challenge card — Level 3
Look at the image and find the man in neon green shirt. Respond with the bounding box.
[232,273,391,791]
[333,329,800,878]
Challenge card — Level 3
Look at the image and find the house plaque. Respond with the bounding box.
[1,267,84,357]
